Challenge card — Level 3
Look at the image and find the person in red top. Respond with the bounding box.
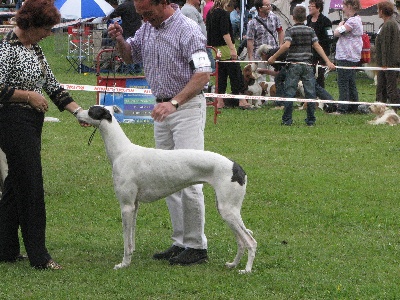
[203,0,214,22]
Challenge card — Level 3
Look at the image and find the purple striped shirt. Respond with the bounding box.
[127,4,210,98]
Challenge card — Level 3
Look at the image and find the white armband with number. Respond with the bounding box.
[191,51,212,73]
[337,25,347,34]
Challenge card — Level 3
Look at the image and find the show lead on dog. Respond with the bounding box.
[108,0,212,265]
[0,0,89,270]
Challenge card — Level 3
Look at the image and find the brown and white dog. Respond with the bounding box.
[242,63,276,107]
[368,102,400,126]
[242,63,263,107]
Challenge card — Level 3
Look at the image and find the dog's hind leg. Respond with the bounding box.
[114,199,139,270]
[215,183,257,273]
[222,212,257,274]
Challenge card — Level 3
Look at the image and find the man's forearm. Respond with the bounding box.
[174,72,210,105]
[115,40,133,64]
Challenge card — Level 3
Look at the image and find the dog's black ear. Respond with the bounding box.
[88,106,112,122]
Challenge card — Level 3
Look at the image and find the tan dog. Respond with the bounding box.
[368,102,400,126]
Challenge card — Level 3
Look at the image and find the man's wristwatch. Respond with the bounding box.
[170,99,179,109]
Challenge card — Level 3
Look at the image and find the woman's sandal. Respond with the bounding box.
[34,259,63,270]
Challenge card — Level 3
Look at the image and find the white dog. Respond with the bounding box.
[77,106,257,273]
[368,102,400,126]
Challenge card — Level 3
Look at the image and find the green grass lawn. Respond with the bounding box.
[0,34,399,299]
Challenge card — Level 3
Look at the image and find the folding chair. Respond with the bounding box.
[66,24,93,73]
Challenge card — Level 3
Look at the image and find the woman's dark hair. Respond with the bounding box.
[309,0,324,12]
[15,0,61,30]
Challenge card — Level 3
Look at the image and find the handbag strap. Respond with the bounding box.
[255,17,278,46]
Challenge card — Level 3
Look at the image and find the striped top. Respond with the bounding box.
[284,24,318,64]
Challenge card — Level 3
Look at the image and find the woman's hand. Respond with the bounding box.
[27,91,49,113]
[230,48,238,60]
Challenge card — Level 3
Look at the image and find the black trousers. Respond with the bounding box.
[376,70,400,105]
[217,60,245,107]
[0,106,51,266]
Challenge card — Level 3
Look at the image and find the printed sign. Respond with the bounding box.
[97,77,155,124]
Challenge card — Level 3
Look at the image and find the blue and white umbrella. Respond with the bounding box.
[54,0,114,20]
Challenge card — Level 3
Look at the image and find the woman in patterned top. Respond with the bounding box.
[332,0,363,114]
[0,0,89,270]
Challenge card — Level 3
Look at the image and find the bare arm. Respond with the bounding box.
[223,33,238,59]
[247,39,254,60]
[267,41,290,64]
[108,22,134,64]
[333,21,351,37]
[277,30,284,45]
[312,42,335,70]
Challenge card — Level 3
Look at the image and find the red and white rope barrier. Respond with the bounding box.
[61,83,400,107]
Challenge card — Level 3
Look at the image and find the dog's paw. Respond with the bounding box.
[238,269,252,274]
[225,261,237,269]
[113,262,129,270]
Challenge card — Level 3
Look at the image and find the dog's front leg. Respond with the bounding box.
[114,200,139,270]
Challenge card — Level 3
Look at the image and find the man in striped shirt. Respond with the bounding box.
[108,0,212,266]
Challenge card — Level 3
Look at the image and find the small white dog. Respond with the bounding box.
[368,102,400,126]
[77,106,257,273]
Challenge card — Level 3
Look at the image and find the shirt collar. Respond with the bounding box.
[157,3,179,30]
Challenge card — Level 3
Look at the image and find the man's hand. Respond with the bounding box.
[107,21,124,42]
[151,102,176,122]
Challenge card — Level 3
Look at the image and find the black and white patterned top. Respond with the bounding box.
[0,31,73,111]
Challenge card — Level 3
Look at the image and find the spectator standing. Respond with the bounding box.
[206,0,252,109]
[108,0,212,265]
[375,1,400,110]
[394,1,400,29]
[0,0,89,270]
[246,0,283,62]
[230,4,241,39]
[306,0,333,88]
[203,0,213,22]
[246,0,283,83]
[332,0,363,115]
[268,6,335,126]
